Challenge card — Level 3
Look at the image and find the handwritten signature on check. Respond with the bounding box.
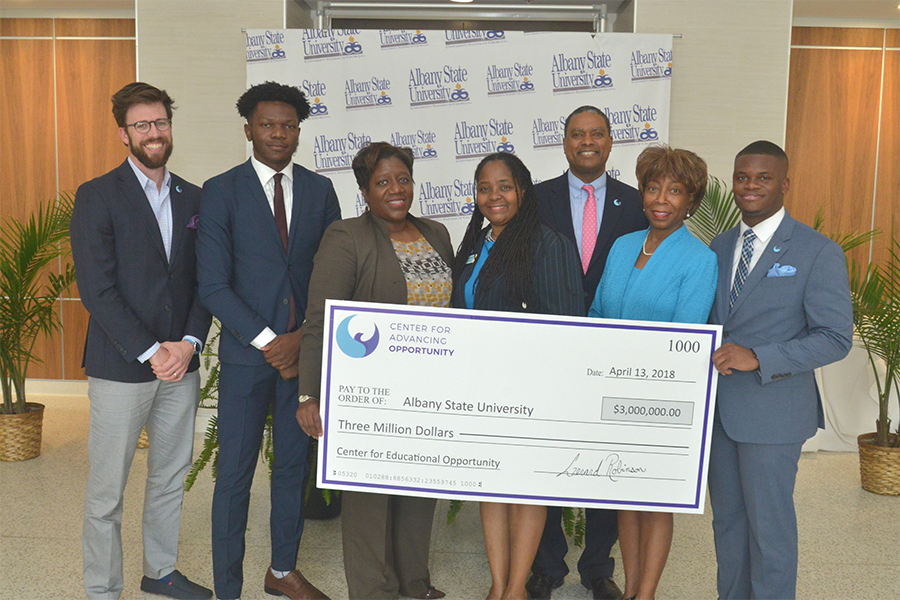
[556,453,647,482]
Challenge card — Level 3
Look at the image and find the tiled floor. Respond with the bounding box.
[1,394,898,600]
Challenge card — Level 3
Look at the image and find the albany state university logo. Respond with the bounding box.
[345,75,393,110]
[302,29,364,61]
[631,47,673,82]
[336,315,379,358]
[409,64,470,108]
[380,29,428,49]
[246,30,287,62]
[300,79,329,117]
[532,115,566,150]
[454,118,515,161]
[418,177,476,220]
[485,62,536,97]
[389,128,439,161]
[312,131,372,173]
[445,30,505,47]
[604,104,661,145]
[551,51,614,94]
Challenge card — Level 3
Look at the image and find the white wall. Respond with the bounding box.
[137,0,286,186]
[635,0,793,180]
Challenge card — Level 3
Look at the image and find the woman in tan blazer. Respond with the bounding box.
[296,142,453,600]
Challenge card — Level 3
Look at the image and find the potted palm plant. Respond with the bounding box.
[851,235,900,495]
[0,193,77,461]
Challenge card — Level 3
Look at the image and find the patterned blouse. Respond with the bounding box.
[391,236,453,308]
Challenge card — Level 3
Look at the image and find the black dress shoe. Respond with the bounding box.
[581,577,623,600]
[140,570,212,600]
[525,572,563,600]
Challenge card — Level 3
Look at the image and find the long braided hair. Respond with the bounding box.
[452,153,540,309]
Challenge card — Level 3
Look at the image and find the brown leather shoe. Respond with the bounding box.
[264,569,329,600]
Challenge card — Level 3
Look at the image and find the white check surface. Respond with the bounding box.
[318,300,721,513]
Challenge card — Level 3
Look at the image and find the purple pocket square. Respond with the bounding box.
[766,263,796,277]
[187,214,199,229]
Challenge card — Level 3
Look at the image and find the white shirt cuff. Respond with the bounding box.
[138,342,161,364]
[251,327,277,349]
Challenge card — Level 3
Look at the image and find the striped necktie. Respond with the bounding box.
[730,228,756,308]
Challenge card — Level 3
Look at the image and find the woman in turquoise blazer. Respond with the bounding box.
[588,146,717,600]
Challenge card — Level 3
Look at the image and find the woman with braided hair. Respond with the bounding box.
[451,152,583,600]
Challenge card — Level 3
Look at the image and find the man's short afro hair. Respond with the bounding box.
[236,81,311,122]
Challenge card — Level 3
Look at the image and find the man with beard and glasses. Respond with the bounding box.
[70,82,212,600]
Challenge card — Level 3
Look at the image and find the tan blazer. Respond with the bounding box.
[297,211,454,397]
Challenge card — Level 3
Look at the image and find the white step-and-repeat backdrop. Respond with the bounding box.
[246,29,673,242]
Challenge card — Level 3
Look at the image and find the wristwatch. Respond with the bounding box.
[298,395,317,404]
[190,339,202,354]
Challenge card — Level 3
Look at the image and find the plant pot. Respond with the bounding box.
[857,432,900,496]
[0,402,45,462]
[305,489,342,520]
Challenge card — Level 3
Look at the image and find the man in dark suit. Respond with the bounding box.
[71,82,212,600]
[708,141,853,599]
[529,106,648,600]
[197,82,341,600]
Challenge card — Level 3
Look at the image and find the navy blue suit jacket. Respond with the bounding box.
[536,172,647,311]
[197,159,341,366]
[70,160,211,383]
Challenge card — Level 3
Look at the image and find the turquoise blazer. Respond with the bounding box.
[589,224,717,324]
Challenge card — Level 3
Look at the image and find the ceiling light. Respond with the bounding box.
[450,0,474,3]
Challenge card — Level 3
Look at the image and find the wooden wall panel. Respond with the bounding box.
[792,27,885,47]
[55,39,135,194]
[55,19,134,38]
[62,300,90,380]
[872,50,899,266]
[785,47,883,267]
[26,302,64,380]
[0,39,57,224]
[0,18,52,36]
[886,29,899,48]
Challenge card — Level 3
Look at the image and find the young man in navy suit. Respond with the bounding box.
[529,106,648,600]
[71,82,212,600]
[197,82,341,600]
[708,141,853,599]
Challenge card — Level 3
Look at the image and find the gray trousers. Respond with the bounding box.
[708,418,804,600]
[82,372,200,600]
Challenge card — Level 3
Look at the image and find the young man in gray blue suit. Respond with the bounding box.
[708,141,853,600]
[197,82,341,600]
[71,82,212,600]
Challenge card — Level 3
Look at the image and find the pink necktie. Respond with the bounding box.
[581,184,597,273]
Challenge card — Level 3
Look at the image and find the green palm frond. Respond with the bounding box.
[0,193,77,414]
[813,207,879,253]
[849,235,900,447]
[685,176,741,246]
[185,415,219,491]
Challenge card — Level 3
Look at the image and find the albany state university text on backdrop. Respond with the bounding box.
[246,29,673,244]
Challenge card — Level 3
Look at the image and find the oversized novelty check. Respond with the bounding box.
[316,300,722,514]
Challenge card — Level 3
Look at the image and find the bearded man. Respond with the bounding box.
[70,82,212,600]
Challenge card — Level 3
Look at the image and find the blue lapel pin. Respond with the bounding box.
[175,185,182,193]
[613,198,621,206]
[773,246,782,253]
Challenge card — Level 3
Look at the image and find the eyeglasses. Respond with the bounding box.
[125,118,171,134]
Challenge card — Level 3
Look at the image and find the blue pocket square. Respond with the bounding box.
[767,263,796,277]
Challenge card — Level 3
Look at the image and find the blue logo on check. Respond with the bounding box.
[336,315,380,358]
